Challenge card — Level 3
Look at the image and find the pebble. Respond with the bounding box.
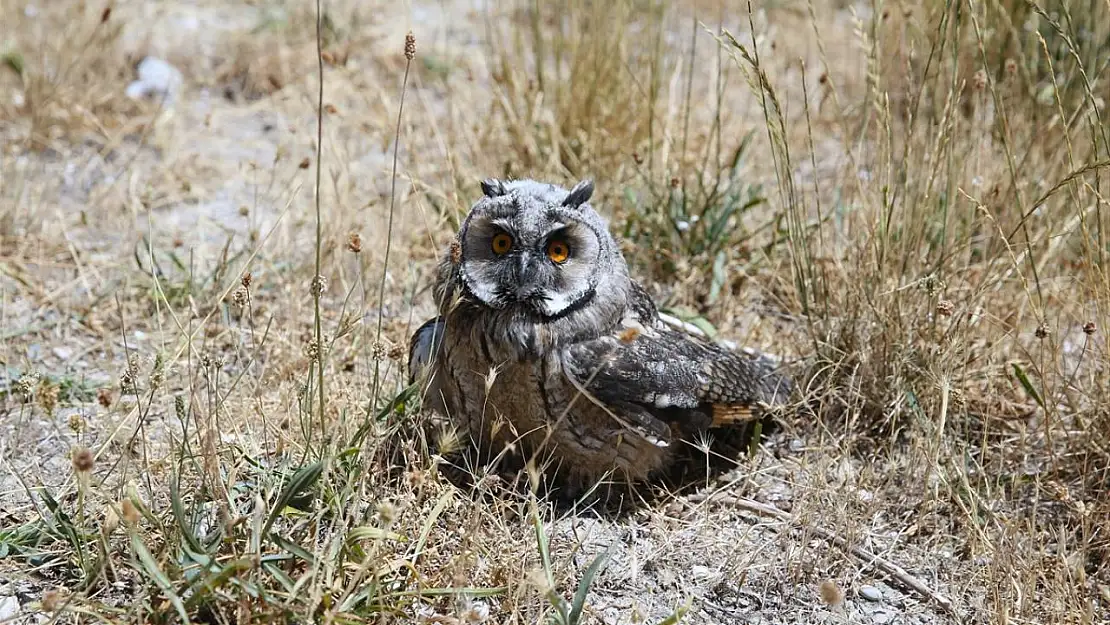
[0,595,19,620]
[126,57,184,105]
[859,585,883,602]
[872,610,892,624]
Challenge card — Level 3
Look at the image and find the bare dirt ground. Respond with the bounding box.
[2,0,1108,624]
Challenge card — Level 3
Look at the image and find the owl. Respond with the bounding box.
[408,178,792,492]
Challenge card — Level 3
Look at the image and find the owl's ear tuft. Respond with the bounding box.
[480,178,507,198]
[562,179,594,208]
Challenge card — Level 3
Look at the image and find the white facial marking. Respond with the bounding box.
[539,287,584,317]
[463,263,503,306]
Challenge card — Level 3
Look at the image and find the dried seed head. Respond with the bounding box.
[347,232,363,254]
[670,176,680,188]
[121,354,142,395]
[1083,321,1096,335]
[175,395,186,420]
[972,69,988,91]
[241,271,252,288]
[299,157,311,169]
[103,504,120,534]
[936,300,954,317]
[1004,58,1018,77]
[231,286,250,309]
[371,340,389,362]
[388,342,405,361]
[149,354,165,391]
[919,273,944,296]
[97,387,113,408]
[406,468,426,489]
[68,413,86,433]
[484,364,501,393]
[72,447,94,474]
[120,498,140,526]
[819,579,844,606]
[16,372,40,400]
[377,500,398,526]
[1035,322,1050,339]
[404,32,416,61]
[41,589,64,613]
[449,239,463,265]
[436,426,461,456]
[38,380,59,415]
[310,275,328,296]
[324,103,338,114]
[304,340,319,362]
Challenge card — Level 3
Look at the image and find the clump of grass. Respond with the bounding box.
[0,2,131,146]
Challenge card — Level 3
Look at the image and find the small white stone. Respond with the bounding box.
[0,595,20,620]
[691,565,718,581]
[872,610,892,624]
[859,585,883,602]
[126,57,184,105]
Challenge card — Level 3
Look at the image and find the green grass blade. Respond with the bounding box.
[169,478,206,555]
[1011,363,1045,409]
[130,532,191,624]
[568,548,611,625]
[262,461,323,538]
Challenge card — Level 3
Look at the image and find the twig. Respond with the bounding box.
[685,492,957,616]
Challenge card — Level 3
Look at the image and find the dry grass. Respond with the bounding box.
[1,0,1108,623]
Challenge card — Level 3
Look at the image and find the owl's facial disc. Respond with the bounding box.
[458,203,604,320]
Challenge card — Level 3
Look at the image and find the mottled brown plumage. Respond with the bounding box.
[409,178,792,493]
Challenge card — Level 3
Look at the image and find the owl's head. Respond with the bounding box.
[436,178,631,357]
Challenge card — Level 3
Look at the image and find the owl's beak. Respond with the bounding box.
[514,255,540,301]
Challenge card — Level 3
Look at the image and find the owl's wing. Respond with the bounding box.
[563,322,792,433]
[408,316,445,384]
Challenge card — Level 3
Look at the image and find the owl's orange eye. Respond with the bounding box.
[546,239,571,264]
[491,232,513,255]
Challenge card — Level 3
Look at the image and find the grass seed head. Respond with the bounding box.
[405,32,416,61]
[38,379,59,415]
[16,371,40,400]
[377,499,398,527]
[120,498,140,526]
[1083,321,1096,335]
[71,447,94,474]
[310,274,328,296]
[371,340,389,362]
[1035,322,1050,339]
[936,300,954,317]
[449,238,462,265]
[819,579,844,606]
[347,232,363,253]
[41,589,64,613]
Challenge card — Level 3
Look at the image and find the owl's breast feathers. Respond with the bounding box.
[561,283,792,441]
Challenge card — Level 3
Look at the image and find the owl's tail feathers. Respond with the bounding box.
[744,351,796,414]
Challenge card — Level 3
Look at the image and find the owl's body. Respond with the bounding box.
[409,179,791,490]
